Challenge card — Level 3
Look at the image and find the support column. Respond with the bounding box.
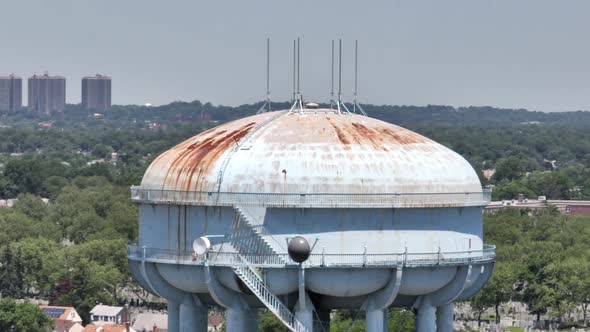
[295,291,314,330]
[436,303,453,332]
[416,297,436,332]
[226,306,257,332]
[205,264,257,331]
[366,307,386,332]
[180,300,207,332]
[364,267,403,332]
[167,302,180,332]
[294,265,315,331]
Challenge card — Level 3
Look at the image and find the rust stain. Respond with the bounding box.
[330,122,351,150]
[161,122,257,191]
[327,118,429,152]
[348,123,383,150]
[378,127,427,145]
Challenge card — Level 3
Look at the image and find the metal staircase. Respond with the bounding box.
[230,206,308,331]
[235,206,287,255]
[233,264,309,332]
[231,206,286,265]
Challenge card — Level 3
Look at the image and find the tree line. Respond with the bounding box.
[473,208,590,328]
[1,101,590,330]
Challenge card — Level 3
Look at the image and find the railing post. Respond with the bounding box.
[321,246,325,267]
[403,246,407,267]
[437,246,441,265]
[363,245,367,267]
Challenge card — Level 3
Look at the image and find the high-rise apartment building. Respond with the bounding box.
[0,74,22,112]
[28,73,66,114]
[82,74,111,111]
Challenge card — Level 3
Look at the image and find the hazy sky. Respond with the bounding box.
[2,1,590,112]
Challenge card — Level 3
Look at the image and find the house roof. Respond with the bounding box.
[208,314,223,327]
[69,322,85,332]
[90,305,124,317]
[131,312,167,331]
[39,305,82,322]
[82,323,136,332]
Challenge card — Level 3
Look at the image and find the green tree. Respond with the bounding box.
[258,311,288,332]
[471,262,516,323]
[11,238,65,296]
[13,194,48,221]
[492,181,536,200]
[549,257,590,325]
[0,246,25,298]
[493,156,538,182]
[520,241,563,323]
[330,310,366,332]
[0,299,54,332]
[3,160,44,196]
[388,308,415,331]
[92,144,114,159]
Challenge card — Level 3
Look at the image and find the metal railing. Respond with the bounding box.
[130,186,492,208]
[234,265,308,332]
[128,244,496,268]
[235,205,287,253]
[230,206,287,265]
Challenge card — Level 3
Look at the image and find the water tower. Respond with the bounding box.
[127,40,495,332]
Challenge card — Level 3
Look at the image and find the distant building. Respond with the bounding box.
[28,72,66,114]
[543,159,557,170]
[82,324,136,332]
[0,74,22,112]
[39,305,83,332]
[482,168,496,180]
[90,305,124,325]
[0,199,17,208]
[485,198,590,216]
[82,74,111,111]
[131,312,167,332]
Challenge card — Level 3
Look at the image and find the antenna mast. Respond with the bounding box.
[257,37,272,114]
[353,40,367,116]
[290,37,304,112]
[297,37,303,110]
[330,40,335,109]
[338,39,342,108]
[335,39,351,114]
[292,39,296,103]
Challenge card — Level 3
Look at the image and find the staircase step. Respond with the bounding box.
[232,260,308,332]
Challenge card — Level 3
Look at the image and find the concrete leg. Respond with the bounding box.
[436,303,454,332]
[366,307,386,332]
[168,302,180,332]
[363,268,403,332]
[416,299,436,332]
[226,306,257,332]
[180,300,207,332]
[295,296,313,331]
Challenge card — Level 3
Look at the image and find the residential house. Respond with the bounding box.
[39,305,83,332]
[90,305,125,325]
[131,312,167,332]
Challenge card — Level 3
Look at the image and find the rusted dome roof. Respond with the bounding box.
[141,109,482,195]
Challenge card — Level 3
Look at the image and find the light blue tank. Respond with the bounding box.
[128,109,495,332]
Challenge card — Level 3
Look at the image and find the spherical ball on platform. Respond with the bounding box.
[288,236,311,263]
